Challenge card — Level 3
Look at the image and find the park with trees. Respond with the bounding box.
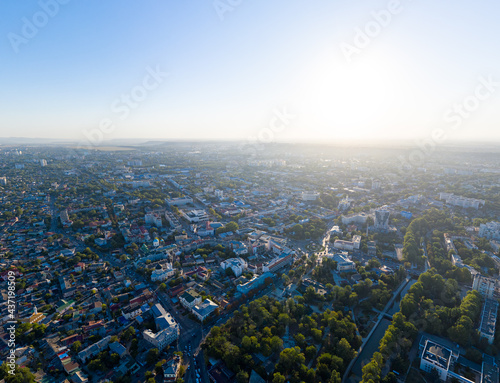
[204,295,360,383]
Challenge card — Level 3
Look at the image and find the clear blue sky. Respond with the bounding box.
[1,0,499,143]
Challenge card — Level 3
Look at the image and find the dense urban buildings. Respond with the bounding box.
[0,143,499,383]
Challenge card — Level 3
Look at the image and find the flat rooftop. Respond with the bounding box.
[422,340,452,371]
[480,299,498,338]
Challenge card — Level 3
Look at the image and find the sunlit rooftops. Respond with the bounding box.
[422,340,452,371]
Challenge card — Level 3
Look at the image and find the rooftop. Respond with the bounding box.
[422,340,452,371]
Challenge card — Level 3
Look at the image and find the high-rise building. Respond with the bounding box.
[479,299,498,345]
[479,222,500,241]
[473,274,500,300]
[374,209,390,230]
[214,189,224,199]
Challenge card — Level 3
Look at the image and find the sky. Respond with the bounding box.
[0,0,499,144]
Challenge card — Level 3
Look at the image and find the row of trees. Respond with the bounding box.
[361,269,488,383]
[402,217,427,266]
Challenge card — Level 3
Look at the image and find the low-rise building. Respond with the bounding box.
[439,192,485,210]
[333,240,354,251]
[192,299,218,322]
[332,252,356,271]
[166,196,193,206]
[341,213,369,226]
[143,303,180,349]
[236,272,273,295]
[179,289,202,310]
[181,209,209,223]
[145,212,163,228]
[220,258,247,277]
[301,192,320,201]
[164,356,182,382]
[143,326,179,351]
[419,340,455,381]
[150,263,175,282]
[262,251,294,273]
[78,336,111,363]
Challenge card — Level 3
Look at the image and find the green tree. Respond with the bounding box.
[236,370,249,383]
[146,348,159,365]
[272,372,286,383]
[71,341,82,353]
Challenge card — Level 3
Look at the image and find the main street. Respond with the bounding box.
[342,277,412,383]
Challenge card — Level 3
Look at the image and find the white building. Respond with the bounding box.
[145,212,163,228]
[262,251,294,273]
[214,189,224,199]
[166,196,193,206]
[479,222,500,241]
[439,193,485,209]
[330,226,343,235]
[122,305,143,320]
[374,209,390,230]
[195,222,215,237]
[163,356,182,382]
[338,197,351,211]
[0,177,6,185]
[237,272,273,295]
[352,235,361,249]
[40,159,47,166]
[342,213,369,225]
[165,211,182,229]
[181,209,209,223]
[179,289,202,310]
[491,241,500,253]
[472,274,500,300]
[143,304,180,350]
[143,326,179,351]
[301,192,320,201]
[451,253,464,268]
[333,236,360,252]
[78,336,111,363]
[333,240,354,251]
[127,160,142,166]
[419,340,455,381]
[150,263,176,282]
[192,299,218,322]
[220,258,247,277]
[332,252,356,271]
[479,299,498,345]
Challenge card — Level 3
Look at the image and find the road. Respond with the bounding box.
[422,241,431,272]
[342,277,411,383]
